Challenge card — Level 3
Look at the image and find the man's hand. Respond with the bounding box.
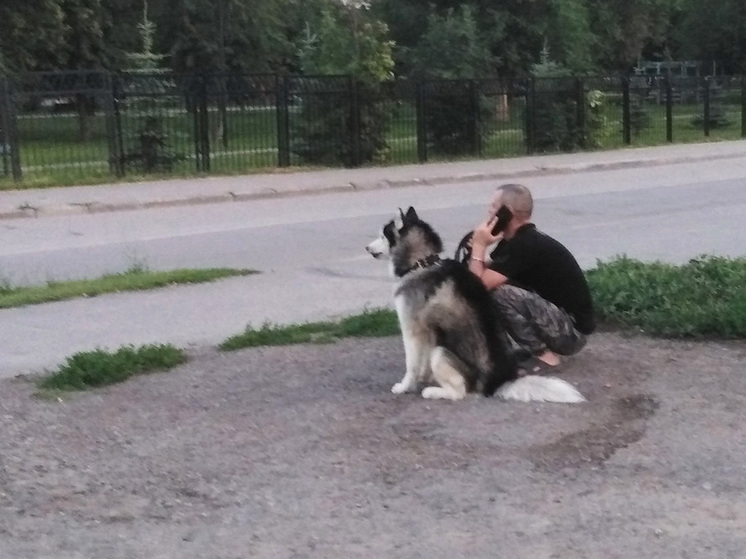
[471,216,503,250]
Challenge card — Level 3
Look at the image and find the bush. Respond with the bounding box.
[629,96,651,137]
[586,90,608,148]
[586,255,746,338]
[123,115,183,173]
[423,81,485,157]
[292,79,391,167]
[529,84,583,152]
[691,89,732,129]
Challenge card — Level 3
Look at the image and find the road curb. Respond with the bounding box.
[3,148,746,220]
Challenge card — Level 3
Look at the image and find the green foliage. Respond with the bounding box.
[294,5,395,166]
[39,344,187,391]
[691,88,733,129]
[629,95,651,137]
[0,1,67,72]
[545,0,594,72]
[125,0,167,73]
[588,0,677,70]
[405,6,496,157]
[690,107,733,130]
[528,50,583,152]
[407,6,497,80]
[587,255,746,338]
[219,308,399,351]
[161,0,295,73]
[58,0,113,69]
[2,0,744,78]
[675,0,746,74]
[586,89,608,148]
[124,116,183,173]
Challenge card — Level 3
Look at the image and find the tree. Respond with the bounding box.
[545,0,593,72]
[156,0,295,73]
[406,6,498,157]
[407,5,497,80]
[586,0,678,71]
[294,2,395,165]
[529,45,584,152]
[674,0,746,73]
[0,1,67,73]
[125,0,167,73]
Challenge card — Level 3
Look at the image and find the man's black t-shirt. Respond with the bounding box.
[489,223,595,334]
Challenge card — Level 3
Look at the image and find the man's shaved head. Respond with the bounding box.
[496,183,533,219]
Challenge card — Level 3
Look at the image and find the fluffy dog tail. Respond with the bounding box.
[495,375,585,404]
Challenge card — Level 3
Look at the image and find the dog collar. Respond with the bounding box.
[400,254,441,276]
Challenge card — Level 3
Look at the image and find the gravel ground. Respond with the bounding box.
[0,332,744,559]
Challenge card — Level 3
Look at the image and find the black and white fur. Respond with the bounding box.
[366,207,585,403]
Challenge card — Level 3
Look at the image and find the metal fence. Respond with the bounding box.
[1,71,744,184]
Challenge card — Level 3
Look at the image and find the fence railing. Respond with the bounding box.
[1,71,744,184]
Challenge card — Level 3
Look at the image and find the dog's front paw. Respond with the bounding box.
[422,386,463,400]
[421,386,445,399]
[391,381,410,394]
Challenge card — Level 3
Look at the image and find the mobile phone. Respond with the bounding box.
[491,205,513,235]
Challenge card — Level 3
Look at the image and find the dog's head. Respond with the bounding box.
[366,207,443,276]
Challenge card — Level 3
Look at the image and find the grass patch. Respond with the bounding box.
[38,344,187,392]
[219,307,399,351]
[587,255,746,339]
[0,267,257,309]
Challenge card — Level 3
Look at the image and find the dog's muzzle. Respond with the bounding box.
[366,237,389,259]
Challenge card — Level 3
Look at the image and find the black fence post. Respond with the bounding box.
[622,76,631,145]
[703,76,711,138]
[526,77,536,154]
[665,76,673,143]
[416,81,427,163]
[276,74,290,167]
[470,80,482,157]
[0,77,22,182]
[0,77,10,179]
[198,74,210,172]
[576,77,586,149]
[112,74,126,176]
[350,76,361,167]
[104,73,125,177]
[742,75,746,138]
[191,80,201,173]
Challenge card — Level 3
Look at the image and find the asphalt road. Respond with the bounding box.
[1,156,746,284]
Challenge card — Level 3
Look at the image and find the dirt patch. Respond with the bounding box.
[527,393,660,470]
[0,332,744,559]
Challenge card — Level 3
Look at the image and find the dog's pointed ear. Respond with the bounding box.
[403,206,418,223]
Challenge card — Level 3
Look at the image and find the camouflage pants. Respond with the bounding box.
[492,284,587,357]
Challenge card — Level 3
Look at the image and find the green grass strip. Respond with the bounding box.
[0,267,257,309]
[587,255,746,339]
[219,307,400,351]
[39,344,188,392]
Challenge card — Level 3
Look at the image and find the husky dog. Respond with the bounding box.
[366,207,585,403]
